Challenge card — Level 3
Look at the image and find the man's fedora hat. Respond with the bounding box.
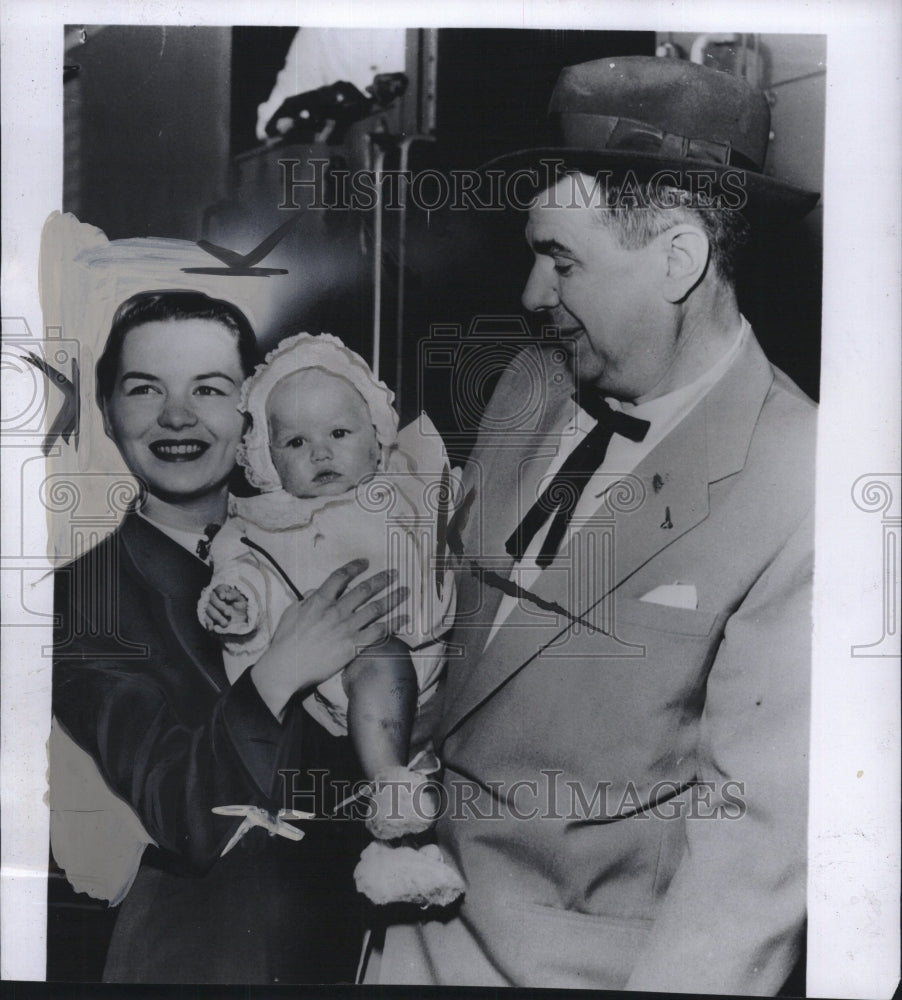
[483,56,819,219]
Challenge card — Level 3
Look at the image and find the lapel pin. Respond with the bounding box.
[661,506,673,530]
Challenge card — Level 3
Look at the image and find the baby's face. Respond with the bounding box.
[267,369,380,498]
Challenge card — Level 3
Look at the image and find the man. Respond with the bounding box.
[376,56,818,994]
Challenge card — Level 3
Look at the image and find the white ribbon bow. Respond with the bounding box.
[212,805,315,857]
[332,749,441,814]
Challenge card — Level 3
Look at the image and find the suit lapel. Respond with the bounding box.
[119,512,226,695]
[442,374,573,708]
[530,406,710,620]
[437,332,776,744]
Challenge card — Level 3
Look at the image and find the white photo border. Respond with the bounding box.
[1,1,899,995]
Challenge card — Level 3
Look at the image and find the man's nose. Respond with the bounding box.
[157,394,198,429]
[521,259,559,313]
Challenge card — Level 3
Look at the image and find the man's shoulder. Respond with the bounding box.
[758,364,818,457]
[767,362,818,414]
[712,334,818,471]
[728,360,818,515]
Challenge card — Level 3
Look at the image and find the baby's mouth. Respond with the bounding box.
[150,439,209,462]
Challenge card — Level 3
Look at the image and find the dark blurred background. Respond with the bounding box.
[62,26,824,455]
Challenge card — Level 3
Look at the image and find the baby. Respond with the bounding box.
[198,333,463,907]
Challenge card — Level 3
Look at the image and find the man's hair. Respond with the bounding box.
[590,180,749,284]
[95,289,260,405]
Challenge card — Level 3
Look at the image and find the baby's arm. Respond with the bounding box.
[343,635,416,780]
[198,517,268,640]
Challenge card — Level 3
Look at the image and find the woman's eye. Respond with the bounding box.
[194,385,226,396]
[125,384,159,396]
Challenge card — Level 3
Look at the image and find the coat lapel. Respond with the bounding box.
[441,370,574,705]
[437,332,776,743]
[119,512,226,695]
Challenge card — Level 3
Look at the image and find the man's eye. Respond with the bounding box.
[553,260,573,276]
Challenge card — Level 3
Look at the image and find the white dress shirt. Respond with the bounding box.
[485,317,750,646]
[136,510,209,561]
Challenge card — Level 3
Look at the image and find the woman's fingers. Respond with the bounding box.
[356,613,410,650]
[337,568,399,616]
[252,563,413,718]
[315,558,370,603]
[349,585,409,629]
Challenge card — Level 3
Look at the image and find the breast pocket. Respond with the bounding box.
[612,596,720,637]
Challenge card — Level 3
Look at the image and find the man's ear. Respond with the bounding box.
[660,225,710,303]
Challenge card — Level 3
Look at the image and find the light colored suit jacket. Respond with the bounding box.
[378,331,816,994]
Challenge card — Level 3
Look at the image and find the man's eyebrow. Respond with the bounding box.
[530,238,573,256]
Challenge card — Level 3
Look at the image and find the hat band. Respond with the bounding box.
[558,114,762,172]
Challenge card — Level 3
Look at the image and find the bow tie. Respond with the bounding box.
[196,523,221,562]
[505,389,650,569]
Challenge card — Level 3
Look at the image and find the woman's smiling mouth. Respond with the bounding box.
[149,440,209,462]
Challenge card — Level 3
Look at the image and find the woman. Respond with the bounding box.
[51,290,406,984]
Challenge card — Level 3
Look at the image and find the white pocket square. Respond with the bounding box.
[639,582,698,610]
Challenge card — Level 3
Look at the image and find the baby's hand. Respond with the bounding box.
[204,584,250,632]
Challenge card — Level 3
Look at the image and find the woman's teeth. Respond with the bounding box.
[151,441,207,460]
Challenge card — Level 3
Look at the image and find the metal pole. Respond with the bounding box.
[370,138,388,379]
[395,134,436,402]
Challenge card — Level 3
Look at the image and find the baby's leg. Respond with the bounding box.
[343,635,416,780]
[345,639,461,904]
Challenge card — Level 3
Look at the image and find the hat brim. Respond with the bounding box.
[479,146,819,221]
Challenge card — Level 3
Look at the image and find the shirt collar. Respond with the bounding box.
[608,316,749,425]
[136,509,208,560]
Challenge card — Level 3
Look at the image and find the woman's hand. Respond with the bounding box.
[250,559,409,720]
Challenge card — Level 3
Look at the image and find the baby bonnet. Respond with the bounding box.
[237,332,399,492]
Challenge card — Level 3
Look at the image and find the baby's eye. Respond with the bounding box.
[331,428,350,439]
[286,436,306,448]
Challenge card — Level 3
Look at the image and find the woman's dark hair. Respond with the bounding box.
[95,289,260,406]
